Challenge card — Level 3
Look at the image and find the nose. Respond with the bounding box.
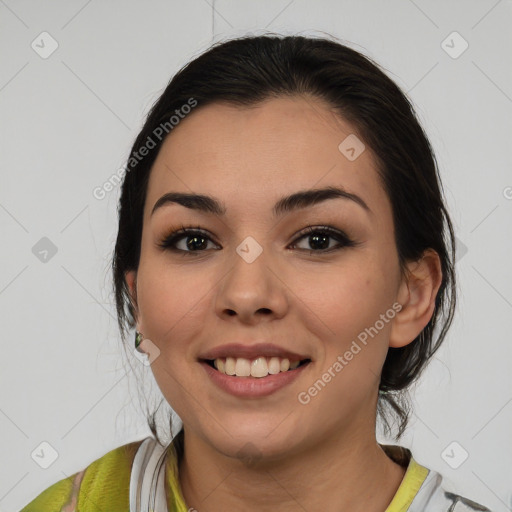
[214,244,289,325]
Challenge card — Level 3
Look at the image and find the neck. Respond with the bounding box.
[177,422,407,512]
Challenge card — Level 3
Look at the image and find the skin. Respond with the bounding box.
[125,95,442,511]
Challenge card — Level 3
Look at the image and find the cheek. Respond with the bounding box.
[296,274,392,422]
[299,261,389,341]
[298,256,395,392]
[135,261,212,423]
[136,258,211,350]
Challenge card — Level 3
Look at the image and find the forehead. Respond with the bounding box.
[145,96,387,220]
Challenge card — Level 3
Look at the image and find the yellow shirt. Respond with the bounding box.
[19,431,491,511]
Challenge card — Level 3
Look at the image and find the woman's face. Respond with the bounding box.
[127,95,405,460]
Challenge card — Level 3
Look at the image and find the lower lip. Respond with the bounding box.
[200,361,311,398]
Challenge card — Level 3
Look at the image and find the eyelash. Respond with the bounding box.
[157,224,358,256]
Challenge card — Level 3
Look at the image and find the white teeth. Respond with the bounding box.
[225,357,236,376]
[235,358,251,377]
[268,357,281,375]
[251,357,268,378]
[211,356,307,377]
[215,358,225,373]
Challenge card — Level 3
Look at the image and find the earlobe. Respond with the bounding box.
[389,249,443,349]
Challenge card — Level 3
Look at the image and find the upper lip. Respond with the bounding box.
[198,343,311,362]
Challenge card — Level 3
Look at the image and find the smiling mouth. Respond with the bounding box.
[201,357,312,378]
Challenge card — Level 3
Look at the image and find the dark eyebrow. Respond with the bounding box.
[273,186,371,217]
[151,186,371,218]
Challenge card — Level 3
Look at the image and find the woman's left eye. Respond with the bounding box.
[158,225,356,255]
[289,225,356,253]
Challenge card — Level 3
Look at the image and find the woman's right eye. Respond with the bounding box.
[158,227,219,254]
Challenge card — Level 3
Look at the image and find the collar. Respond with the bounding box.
[164,431,430,512]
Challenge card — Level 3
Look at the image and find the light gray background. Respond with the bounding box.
[1,1,511,510]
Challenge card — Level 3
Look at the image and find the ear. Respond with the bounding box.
[389,249,443,348]
[125,270,139,326]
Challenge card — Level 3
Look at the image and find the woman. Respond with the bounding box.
[20,34,493,511]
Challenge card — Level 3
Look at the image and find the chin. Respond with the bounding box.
[202,419,308,465]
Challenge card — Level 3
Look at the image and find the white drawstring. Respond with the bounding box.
[129,437,169,511]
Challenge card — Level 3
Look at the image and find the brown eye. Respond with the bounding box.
[157,224,358,256]
[290,225,357,254]
[158,227,219,254]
